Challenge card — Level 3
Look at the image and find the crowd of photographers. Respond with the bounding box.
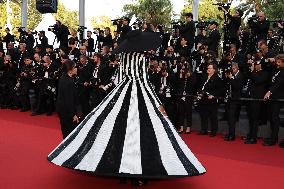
[0,10,284,147]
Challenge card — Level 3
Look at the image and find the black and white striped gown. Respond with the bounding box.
[48,52,206,178]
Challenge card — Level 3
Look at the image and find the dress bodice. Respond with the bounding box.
[119,52,147,80]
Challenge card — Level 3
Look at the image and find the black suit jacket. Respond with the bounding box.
[180,20,195,47]
[250,70,269,99]
[56,74,78,117]
[269,69,284,99]
[229,71,244,100]
[87,37,94,52]
[199,73,224,103]
[207,29,221,53]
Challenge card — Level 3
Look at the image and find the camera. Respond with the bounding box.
[132,19,143,30]
[77,26,87,33]
[111,19,123,26]
[213,2,231,11]
[48,24,58,32]
[93,28,100,35]
[17,27,26,34]
[195,21,209,30]
[171,20,184,29]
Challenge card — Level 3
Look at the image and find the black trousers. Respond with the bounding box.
[198,102,218,134]
[248,101,264,139]
[227,101,241,137]
[268,101,283,142]
[177,98,193,128]
[90,88,106,110]
[59,114,76,139]
[79,88,91,117]
[19,82,31,110]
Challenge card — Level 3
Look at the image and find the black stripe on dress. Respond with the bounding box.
[94,82,133,174]
[60,80,132,168]
[136,80,168,176]
[141,80,200,176]
[48,80,127,161]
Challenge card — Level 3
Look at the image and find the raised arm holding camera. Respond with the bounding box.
[220,7,243,47]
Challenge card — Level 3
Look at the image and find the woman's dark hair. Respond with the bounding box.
[63,60,76,73]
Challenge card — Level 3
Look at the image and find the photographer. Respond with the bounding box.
[25,29,35,53]
[3,28,14,48]
[117,17,132,44]
[51,20,69,48]
[86,31,94,52]
[38,31,49,50]
[249,12,270,41]
[224,63,244,141]
[207,21,221,54]
[102,27,113,48]
[179,13,196,50]
[263,54,284,147]
[221,7,243,48]
[245,60,269,144]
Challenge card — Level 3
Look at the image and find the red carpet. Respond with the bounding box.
[1,109,284,189]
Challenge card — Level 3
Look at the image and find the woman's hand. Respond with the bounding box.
[159,105,168,117]
[73,115,80,123]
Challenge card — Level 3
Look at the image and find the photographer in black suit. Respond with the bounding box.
[245,60,269,144]
[51,20,69,48]
[207,21,221,54]
[38,31,49,50]
[3,28,14,48]
[248,12,270,41]
[117,17,132,44]
[197,63,224,137]
[86,31,94,52]
[179,13,196,50]
[224,63,244,141]
[263,54,284,147]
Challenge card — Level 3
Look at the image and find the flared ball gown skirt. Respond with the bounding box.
[47,54,206,178]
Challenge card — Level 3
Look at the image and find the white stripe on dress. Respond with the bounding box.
[50,79,127,165]
[119,80,142,174]
[74,81,131,171]
[142,58,162,108]
[138,79,188,175]
[164,117,206,174]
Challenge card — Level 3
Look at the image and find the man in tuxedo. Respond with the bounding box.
[86,31,94,52]
[263,54,284,147]
[224,63,244,141]
[245,61,269,144]
[117,17,132,44]
[179,12,196,50]
[38,31,49,50]
[207,21,221,54]
[3,28,14,48]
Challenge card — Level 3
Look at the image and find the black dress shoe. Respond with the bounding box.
[31,112,40,116]
[224,135,235,141]
[119,178,127,184]
[263,140,276,146]
[20,108,29,112]
[244,138,257,144]
[198,131,208,135]
[279,141,284,148]
[209,133,216,137]
[10,106,19,110]
[46,112,52,116]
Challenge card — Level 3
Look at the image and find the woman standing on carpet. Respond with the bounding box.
[56,60,80,139]
[48,30,206,185]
